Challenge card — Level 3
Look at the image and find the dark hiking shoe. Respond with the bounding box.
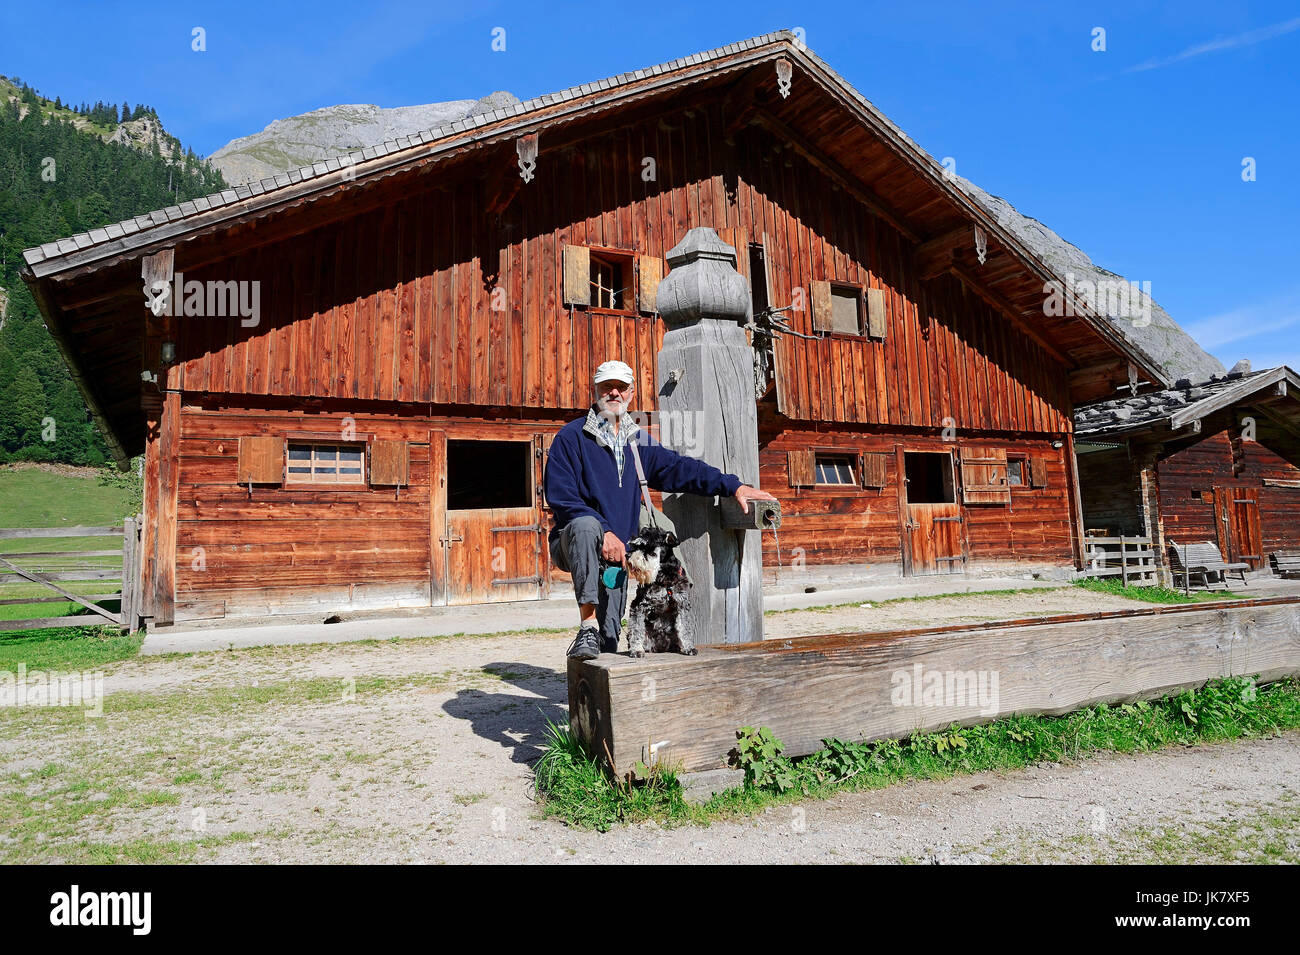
[600,635,619,655]
[567,626,600,661]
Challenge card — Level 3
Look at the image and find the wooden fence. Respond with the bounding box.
[0,516,143,632]
[1078,536,1159,586]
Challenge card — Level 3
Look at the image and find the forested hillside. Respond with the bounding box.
[0,76,227,466]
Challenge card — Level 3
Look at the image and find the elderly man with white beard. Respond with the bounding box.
[544,359,777,659]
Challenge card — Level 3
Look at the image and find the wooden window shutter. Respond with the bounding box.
[866,287,887,339]
[1029,456,1048,488]
[562,244,590,307]
[637,255,663,313]
[370,441,409,486]
[959,448,1010,504]
[810,280,833,332]
[237,435,283,484]
[860,452,888,488]
[787,449,816,487]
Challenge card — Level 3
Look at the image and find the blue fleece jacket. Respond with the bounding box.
[544,412,743,545]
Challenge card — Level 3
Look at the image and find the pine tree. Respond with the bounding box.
[0,86,230,465]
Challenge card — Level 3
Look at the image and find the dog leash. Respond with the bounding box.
[627,439,659,530]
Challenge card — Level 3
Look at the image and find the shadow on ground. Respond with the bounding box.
[442,661,569,764]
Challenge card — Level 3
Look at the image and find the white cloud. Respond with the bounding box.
[1124,15,1300,74]
[1183,289,1300,373]
[1186,310,1300,350]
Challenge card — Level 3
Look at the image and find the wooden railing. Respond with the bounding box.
[0,516,142,632]
[1079,536,1158,586]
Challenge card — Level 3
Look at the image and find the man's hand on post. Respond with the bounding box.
[733,484,779,514]
[601,531,626,565]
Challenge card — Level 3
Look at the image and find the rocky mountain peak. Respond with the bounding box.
[208,91,521,186]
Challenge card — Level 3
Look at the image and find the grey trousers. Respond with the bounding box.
[549,515,627,648]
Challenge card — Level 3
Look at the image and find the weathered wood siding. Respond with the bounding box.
[1158,424,1300,554]
[756,419,1074,567]
[165,397,1076,621]
[171,108,1070,433]
[171,400,569,621]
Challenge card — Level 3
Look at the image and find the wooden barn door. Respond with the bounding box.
[435,433,544,605]
[1214,487,1263,569]
[898,448,965,575]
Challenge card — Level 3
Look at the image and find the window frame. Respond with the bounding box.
[587,246,637,314]
[826,282,866,338]
[284,440,368,487]
[813,451,858,487]
[903,450,958,505]
[445,438,535,511]
[1006,454,1028,489]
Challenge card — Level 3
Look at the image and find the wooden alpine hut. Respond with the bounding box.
[1075,364,1300,580]
[21,32,1168,627]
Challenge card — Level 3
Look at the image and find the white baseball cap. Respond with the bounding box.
[593,360,635,385]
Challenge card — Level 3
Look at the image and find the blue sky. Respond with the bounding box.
[3,1,1297,375]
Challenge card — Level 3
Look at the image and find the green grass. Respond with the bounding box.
[533,676,1300,832]
[533,717,690,831]
[0,626,142,670]
[1074,578,1249,604]
[0,466,139,631]
[0,467,139,529]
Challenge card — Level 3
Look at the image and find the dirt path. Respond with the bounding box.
[2,587,1295,864]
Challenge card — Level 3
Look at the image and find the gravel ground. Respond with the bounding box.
[3,586,1296,864]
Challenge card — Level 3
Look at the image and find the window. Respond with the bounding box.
[1007,456,1026,487]
[589,252,628,310]
[903,451,956,504]
[829,284,863,335]
[286,443,365,485]
[447,440,532,510]
[815,453,857,485]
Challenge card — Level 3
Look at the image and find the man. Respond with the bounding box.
[544,359,778,660]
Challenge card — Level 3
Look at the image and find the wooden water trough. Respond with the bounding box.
[567,596,1300,774]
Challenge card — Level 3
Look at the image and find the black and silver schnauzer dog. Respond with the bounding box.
[623,526,696,658]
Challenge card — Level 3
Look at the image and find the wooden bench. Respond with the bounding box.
[1270,552,1300,579]
[1168,541,1251,594]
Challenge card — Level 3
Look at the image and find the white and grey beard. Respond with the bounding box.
[596,394,627,419]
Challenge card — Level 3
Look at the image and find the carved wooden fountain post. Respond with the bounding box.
[654,227,767,645]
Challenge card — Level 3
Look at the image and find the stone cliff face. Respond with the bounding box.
[954,177,1225,387]
[209,91,520,186]
[108,116,181,161]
